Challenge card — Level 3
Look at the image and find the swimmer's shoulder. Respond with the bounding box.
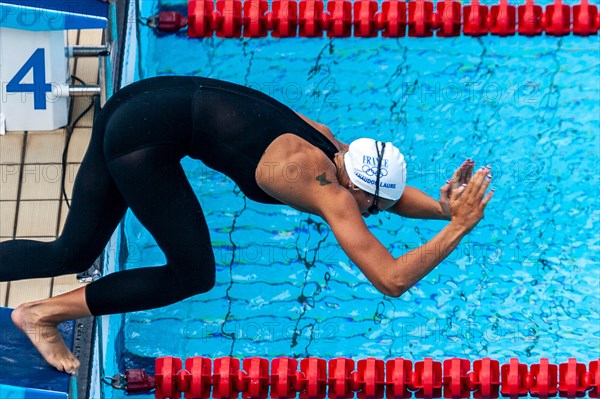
[295,112,347,152]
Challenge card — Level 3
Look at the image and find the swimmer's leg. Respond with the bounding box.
[85,144,216,315]
[0,117,127,281]
[7,112,127,373]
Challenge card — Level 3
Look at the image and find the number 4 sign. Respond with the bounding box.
[7,48,53,111]
[0,28,69,134]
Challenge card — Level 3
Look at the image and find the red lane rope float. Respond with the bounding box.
[180,0,600,37]
[243,0,269,37]
[469,358,500,399]
[573,0,599,35]
[354,0,379,37]
[463,0,489,36]
[435,0,462,37]
[378,0,407,37]
[518,0,543,35]
[489,0,516,36]
[117,357,600,399]
[545,0,571,35]
[407,0,435,37]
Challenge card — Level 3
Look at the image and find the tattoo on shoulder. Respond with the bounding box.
[316,173,332,186]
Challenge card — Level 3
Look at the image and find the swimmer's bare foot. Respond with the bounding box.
[11,303,80,373]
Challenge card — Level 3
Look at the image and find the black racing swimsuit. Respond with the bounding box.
[0,76,340,316]
[103,76,339,204]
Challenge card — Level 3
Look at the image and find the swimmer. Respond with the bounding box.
[0,76,493,372]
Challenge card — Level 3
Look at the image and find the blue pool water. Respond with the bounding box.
[102,0,599,397]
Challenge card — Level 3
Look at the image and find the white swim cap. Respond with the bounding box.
[343,138,407,201]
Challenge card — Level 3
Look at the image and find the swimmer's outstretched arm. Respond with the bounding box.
[317,166,493,297]
[389,186,449,220]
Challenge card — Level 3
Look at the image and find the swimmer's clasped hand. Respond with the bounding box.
[448,165,494,233]
[440,158,475,219]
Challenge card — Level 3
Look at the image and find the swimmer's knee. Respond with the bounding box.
[179,258,216,295]
[196,272,216,294]
[59,257,98,276]
[181,276,214,297]
[42,238,95,276]
[196,259,216,293]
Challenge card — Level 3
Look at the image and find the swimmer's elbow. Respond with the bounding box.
[381,286,408,298]
[378,278,409,298]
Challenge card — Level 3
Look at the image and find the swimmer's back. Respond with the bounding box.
[189,77,338,203]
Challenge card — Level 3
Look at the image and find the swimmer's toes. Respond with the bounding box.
[55,348,79,374]
[68,358,80,374]
[51,354,77,375]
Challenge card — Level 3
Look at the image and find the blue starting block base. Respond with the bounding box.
[0,307,74,398]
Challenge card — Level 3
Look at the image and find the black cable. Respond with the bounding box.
[61,75,96,209]
[70,75,87,85]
